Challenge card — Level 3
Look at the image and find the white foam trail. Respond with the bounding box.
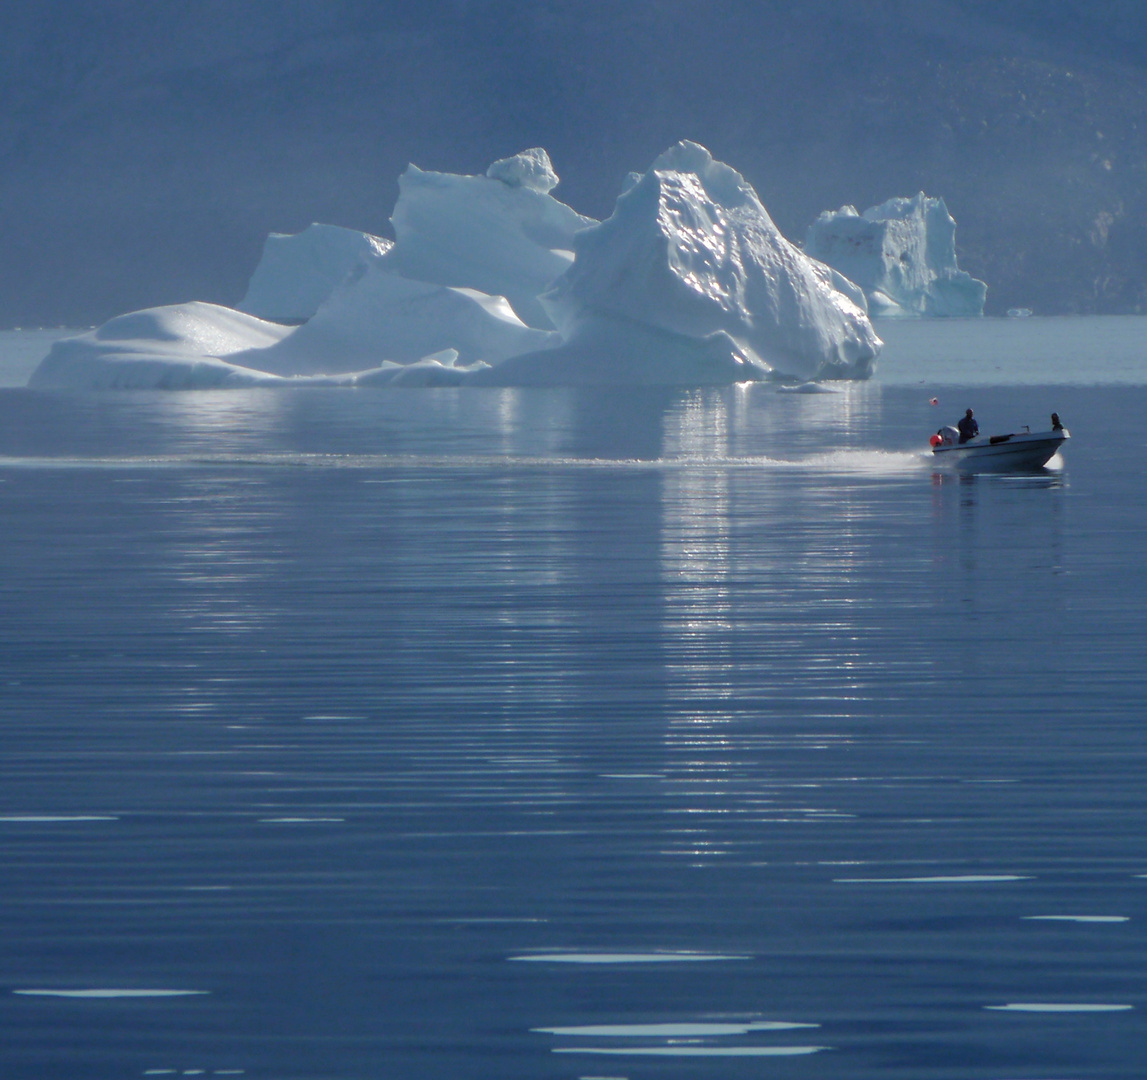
[0,449,924,475]
[535,1021,818,1036]
[15,989,208,998]
[835,874,1030,884]
[985,1003,1132,1013]
[553,1045,827,1057]
[510,952,750,964]
[1023,915,1128,923]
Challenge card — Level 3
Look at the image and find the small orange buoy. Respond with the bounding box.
[929,433,942,448]
[929,397,939,406]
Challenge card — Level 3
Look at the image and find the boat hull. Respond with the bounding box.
[932,429,1068,471]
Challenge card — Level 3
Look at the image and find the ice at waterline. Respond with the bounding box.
[29,144,881,390]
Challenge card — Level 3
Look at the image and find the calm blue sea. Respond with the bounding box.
[1,318,1145,1079]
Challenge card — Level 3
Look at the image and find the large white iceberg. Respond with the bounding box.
[804,194,987,317]
[238,223,393,322]
[507,141,879,383]
[29,143,883,390]
[384,150,596,329]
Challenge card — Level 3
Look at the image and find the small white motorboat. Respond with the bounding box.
[930,423,1069,470]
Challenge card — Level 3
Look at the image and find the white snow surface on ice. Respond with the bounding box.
[237,223,393,323]
[486,147,560,193]
[385,155,595,329]
[232,266,558,373]
[29,304,295,389]
[27,303,483,389]
[529,141,880,383]
[28,143,884,390]
[804,193,987,317]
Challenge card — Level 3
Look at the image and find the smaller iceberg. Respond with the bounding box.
[238,223,393,322]
[804,193,986,317]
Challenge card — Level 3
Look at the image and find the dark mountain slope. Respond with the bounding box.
[1,0,1145,325]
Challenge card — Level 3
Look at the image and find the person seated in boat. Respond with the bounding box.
[957,408,979,444]
[1051,412,1063,431]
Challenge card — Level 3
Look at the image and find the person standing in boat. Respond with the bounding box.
[1051,412,1063,431]
[957,408,979,443]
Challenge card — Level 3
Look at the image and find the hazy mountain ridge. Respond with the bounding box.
[2,0,1145,325]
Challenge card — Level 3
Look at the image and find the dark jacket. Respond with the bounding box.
[957,415,979,443]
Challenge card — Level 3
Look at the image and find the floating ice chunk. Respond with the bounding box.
[237,223,393,322]
[486,148,560,193]
[804,194,987,317]
[386,158,596,328]
[238,267,558,374]
[538,141,880,383]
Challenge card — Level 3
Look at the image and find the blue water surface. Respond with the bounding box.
[1,341,1145,1078]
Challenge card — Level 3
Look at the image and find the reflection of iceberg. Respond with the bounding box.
[31,144,881,390]
[804,194,986,317]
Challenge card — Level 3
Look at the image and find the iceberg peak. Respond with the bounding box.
[650,140,756,211]
[534,141,880,382]
[486,148,560,193]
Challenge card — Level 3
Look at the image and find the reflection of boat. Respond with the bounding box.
[930,425,1068,470]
